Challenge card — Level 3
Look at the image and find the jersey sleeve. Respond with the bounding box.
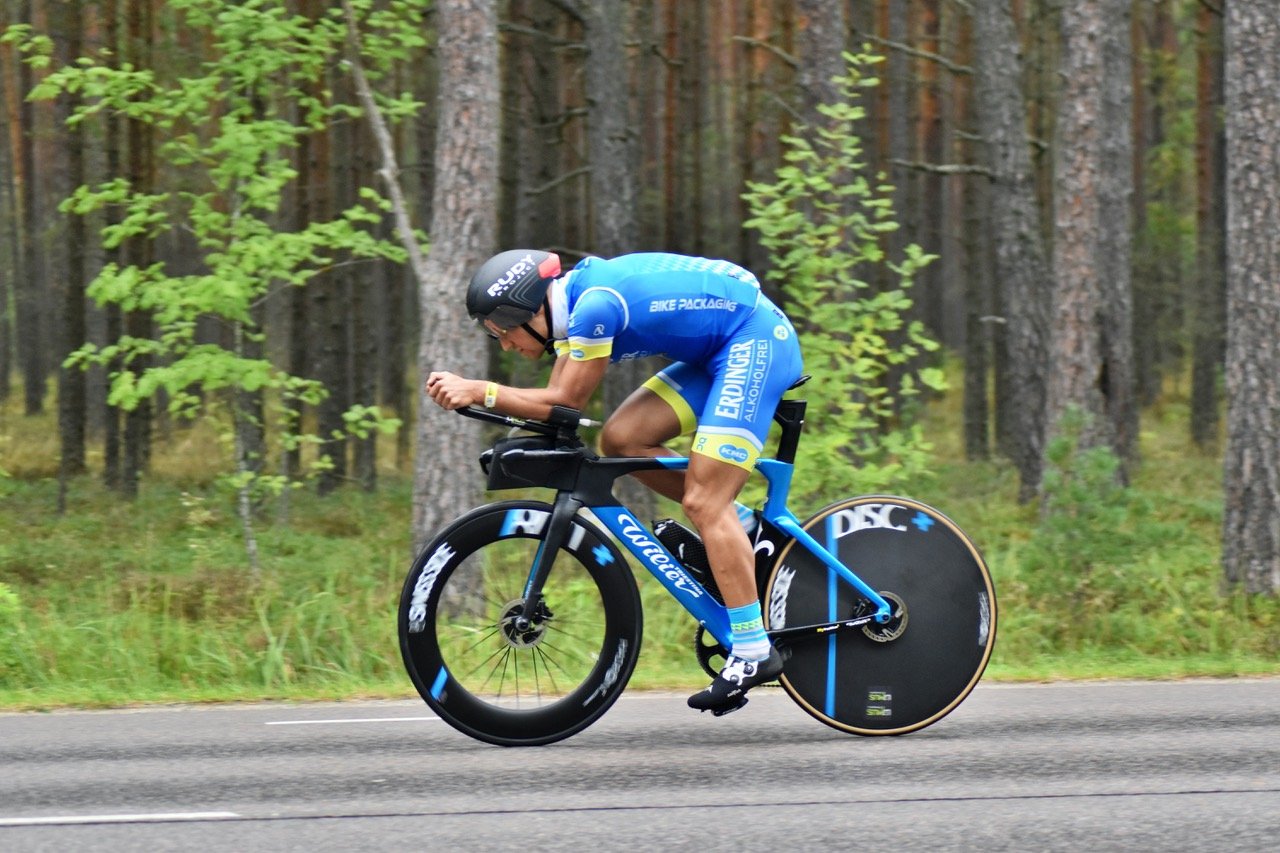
[556,286,627,361]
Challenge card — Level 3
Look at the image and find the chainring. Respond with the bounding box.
[693,625,728,679]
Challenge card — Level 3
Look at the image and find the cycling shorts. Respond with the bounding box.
[642,297,803,471]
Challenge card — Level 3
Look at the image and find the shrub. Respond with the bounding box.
[743,49,943,504]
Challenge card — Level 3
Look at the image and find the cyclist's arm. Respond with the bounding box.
[494,355,607,419]
[426,356,608,420]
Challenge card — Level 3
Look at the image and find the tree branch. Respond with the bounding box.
[648,43,684,69]
[889,158,992,177]
[524,166,592,196]
[535,106,588,131]
[340,0,429,288]
[498,22,580,47]
[731,35,799,68]
[855,32,973,75]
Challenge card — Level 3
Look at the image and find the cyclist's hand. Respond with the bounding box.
[426,371,482,410]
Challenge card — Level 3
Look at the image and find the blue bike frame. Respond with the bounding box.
[582,455,894,650]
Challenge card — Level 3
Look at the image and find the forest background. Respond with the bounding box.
[0,0,1277,708]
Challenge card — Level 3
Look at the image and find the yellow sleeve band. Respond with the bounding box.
[484,382,499,409]
[566,341,613,361]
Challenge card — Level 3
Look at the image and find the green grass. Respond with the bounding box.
[1,383,1277,711]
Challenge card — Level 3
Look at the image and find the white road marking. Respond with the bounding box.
[265,716,440,726]
[0,812,240,827]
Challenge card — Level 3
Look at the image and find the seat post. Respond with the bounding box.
[772,399,807,465]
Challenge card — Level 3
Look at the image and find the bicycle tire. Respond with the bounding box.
[399,500,642,746]
[763,495,996,735]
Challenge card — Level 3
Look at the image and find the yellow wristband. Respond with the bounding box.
[483,382,499,409]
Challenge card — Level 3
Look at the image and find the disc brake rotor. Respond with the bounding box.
[498,598,550,649]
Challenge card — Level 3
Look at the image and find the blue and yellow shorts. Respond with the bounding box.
[642,299,803,471]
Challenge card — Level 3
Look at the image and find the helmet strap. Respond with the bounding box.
[520,321,554,355]
[521,298,558,357]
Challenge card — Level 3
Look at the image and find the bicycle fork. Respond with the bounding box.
[512,491,584,633]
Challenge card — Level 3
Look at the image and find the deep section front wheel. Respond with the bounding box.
[763,495,996,735]
[399,500,642,746]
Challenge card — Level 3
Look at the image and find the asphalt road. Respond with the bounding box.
[2,680,1278,852]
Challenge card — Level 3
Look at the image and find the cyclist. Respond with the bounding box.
[426,250,803,714]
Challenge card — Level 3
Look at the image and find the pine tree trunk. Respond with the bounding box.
[1221,0,1280,595]
[100,0,123,490]
[961,35,992,462]
[120,0,155,498]
[0,28,19,404]
[1190,2,1225,448]
[411,0,499,552]
[234,318,264,577]
[795,0,845,127]
[1044,0,1135,479]
[1096,0,1137,469]
[14,0,45,416]
[310,54,346,496]
[56,0,88,483]
[881,0,911,287]
[972,0,1050,501]
[737,0,778,273]
[352,236,378,493]
[580,0,654,521]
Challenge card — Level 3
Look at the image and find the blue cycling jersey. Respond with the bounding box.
[547,253,803,472]
[549,254,764,364]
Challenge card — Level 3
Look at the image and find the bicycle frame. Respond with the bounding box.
[585,456,894,650]
[462,400,894,651]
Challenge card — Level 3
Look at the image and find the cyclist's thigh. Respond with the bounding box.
[692,305,803,470]
[600,364,706,452]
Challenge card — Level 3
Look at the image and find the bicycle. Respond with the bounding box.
[399,378,996,746]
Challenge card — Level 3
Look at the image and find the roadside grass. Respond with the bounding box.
[1,382,1278,711]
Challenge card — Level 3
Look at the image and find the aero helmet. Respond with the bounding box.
[466,249,562,331]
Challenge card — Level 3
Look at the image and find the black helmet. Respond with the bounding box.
[466,249,561,331]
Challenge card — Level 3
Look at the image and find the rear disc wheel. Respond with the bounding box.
[763,495,996,735]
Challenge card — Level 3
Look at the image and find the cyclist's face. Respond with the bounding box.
[483,319,543,360]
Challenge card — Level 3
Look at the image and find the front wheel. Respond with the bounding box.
[763,495,996,735]
[399,500,642,746]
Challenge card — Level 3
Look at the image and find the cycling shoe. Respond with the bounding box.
[688,647,786,715]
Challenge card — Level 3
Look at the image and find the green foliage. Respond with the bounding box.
[0,477,412,703]
[743,50,943,502]
[13,1,421,538]
[0,582,25,682]
[987,407,1280,669]
[0,24,52,68]
[1023,409,1138,606]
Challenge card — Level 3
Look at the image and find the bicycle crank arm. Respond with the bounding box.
[766,614,878,644]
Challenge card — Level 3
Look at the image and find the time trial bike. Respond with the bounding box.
[399,379,996,746]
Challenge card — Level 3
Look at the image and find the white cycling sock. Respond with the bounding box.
[734,501,758,536]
